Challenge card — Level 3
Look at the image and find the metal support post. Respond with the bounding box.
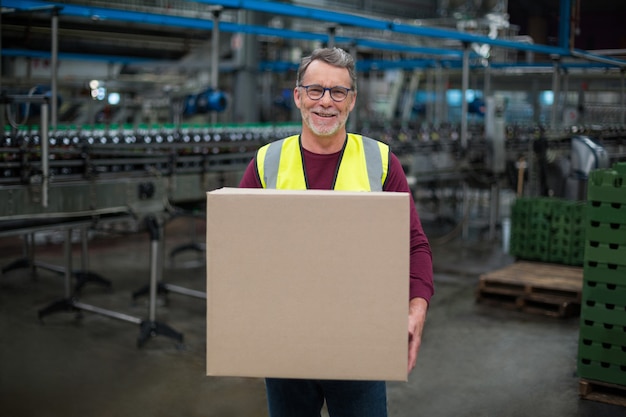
[73,226,112,293]
[461,43,470,149]
[0,8,4,131]
[551,58,561,129]
[327,25,337,48]
[138,215,184,348]
[462,182,470,240]
[51,7,59,132]
[40,101,49,208]
[488,182,500,241]
[348,42,358,132]
[210,7,222,125]
[620,68,626,124]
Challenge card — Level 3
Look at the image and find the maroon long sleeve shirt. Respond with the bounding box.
[238,145,434,303]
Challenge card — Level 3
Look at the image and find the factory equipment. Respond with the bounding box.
[0,116,300,345]
[565,135,610,200]
[183,89,228,116]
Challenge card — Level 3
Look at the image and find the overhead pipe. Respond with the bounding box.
[558,0,573,50]
[191,0,573,56]
[570,50,626,68]
[194,0,626,67]
[7,0,626,69]
[0,0,585,60]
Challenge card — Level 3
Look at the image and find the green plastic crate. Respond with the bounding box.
[584,262,626,286]
[578,341,626,366]
[587,166,626,204]
[579,319,626,346]
[585,241,626,266]
[586,222,626,245]
[587,201,626,224]
[582,281,626,306]
[577,359,626,386]
[581,302,626,327]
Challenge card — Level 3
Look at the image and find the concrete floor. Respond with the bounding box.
[1,217,625,417]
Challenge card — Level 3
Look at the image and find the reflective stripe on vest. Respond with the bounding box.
[256,134,389,191]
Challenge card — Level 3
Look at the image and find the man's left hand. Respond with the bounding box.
[408,297,428,374]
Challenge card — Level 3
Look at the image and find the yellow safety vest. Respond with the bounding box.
[255,133,389,191]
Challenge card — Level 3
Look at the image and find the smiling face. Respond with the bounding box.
[294,60,356,152]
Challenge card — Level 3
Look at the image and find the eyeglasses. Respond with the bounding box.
[299,84,353,102]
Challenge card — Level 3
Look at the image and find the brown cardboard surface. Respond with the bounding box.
[206,188,409,381]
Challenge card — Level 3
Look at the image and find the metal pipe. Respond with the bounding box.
[461,43,470,149]
[149,239,159,321]
[558,0,573,50]
[348,42,358,132]
[64,229,72,298]
[0,8,4,132]
[461,182,470,240]
[40,101,49,208]
[51,8,59,132]
[163,283,207,299]
[620,68,626,124]
[145,215,161,323]
[488,183,499,241]
[563,69,569,122]
[33,260,66,274]
[327,25,336,48]
[570,49,626,68]
[81,227,89,272]
[551,59,561,128]
[73,301,142,324]
[210,7,222,125]
[425,68,432,123]
[210,8,221,90]
[484,59,491,98]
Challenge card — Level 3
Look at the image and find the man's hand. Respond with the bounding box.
[408,297,428,374]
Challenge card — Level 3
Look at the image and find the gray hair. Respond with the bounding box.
[296,47,357,92]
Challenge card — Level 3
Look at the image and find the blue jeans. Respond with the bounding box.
[265,378,387,417]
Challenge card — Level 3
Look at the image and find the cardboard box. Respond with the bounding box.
[206,187,409,381]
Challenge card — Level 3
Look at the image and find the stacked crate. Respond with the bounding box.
[509,197,586,266]
[550,199,587,266]
[578,162,626,387]
[510,197,551,262]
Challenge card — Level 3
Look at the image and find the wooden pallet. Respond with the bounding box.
[580,379,626,407]
[476,261,583,318]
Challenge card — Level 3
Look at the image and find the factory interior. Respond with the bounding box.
[2,0,626,416]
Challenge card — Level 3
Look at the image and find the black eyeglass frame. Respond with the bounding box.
[298,84,353,102]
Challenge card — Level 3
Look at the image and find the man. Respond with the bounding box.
[238,47,434,417]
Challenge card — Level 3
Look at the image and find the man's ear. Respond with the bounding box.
[348,92,357,112]
[293,87,302,109]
